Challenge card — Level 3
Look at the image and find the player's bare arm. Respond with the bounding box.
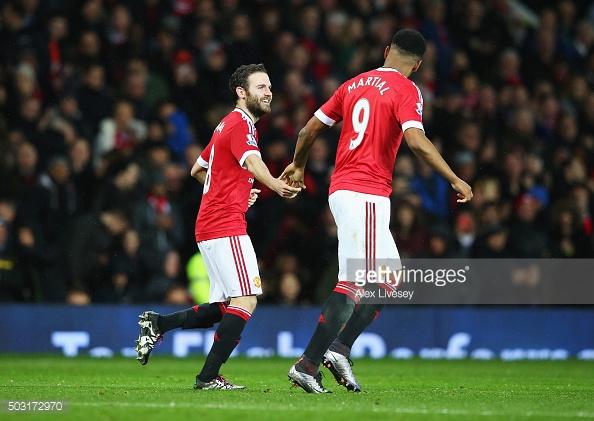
[245,154,301,198]
[281,116,330,188]
[190,160,207,184]
[403,127,473,202]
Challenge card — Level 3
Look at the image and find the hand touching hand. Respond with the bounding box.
[280,163,306,189]
[271,178,301,198]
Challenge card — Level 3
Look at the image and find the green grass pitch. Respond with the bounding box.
[1,355,593,420]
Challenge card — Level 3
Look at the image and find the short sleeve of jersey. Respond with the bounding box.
[228,120,261,168]
[315,83,345,127]
[198,141,213,168]
[398,82,424,133]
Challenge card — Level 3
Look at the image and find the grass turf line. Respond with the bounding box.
[1,355,593,421]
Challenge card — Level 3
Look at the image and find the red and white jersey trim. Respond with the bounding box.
[314,109,336,127]
[334,281,365,303]
[226,305,252,321]
[239,150,261,168]
[402,120,424,132]
[366,201,376,275]
[230,236,250,296]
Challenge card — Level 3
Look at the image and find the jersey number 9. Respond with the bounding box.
[349,98,370,150]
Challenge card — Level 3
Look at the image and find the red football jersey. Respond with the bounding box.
[316,67,424,197]
[195,108,260,242]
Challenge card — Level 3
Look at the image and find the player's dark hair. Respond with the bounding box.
[229,63,268,104]
[391,29,426,60]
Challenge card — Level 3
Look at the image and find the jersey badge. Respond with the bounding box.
[415,102,423,116]
[246,134,258,147]
[253,276,261,288]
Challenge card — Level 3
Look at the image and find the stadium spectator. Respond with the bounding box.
[451,0,513,80]
[94,100,148,169]
[108,228,153,298]
[508,193,549,258]
[157,101,192,163]
[144,249,185,303]
[54,93,94,142]
[277,272,303,306]
[472,223,512,258]
[94,256,143,304]
[0,0,43,68]
[409,159,451,223]
[68,137,95,212]
[14,155,84,302]
[0,216,22,302]
[93,158,142,217]
[132,174,185,261]
[65,206,129,297]
[1,140,40,201]
[104,4,133,85]
[75,64,114,135]
[391,201,428,258]
[120,69,151,122]
[548,200,594,258]
[39,14,69,101]
[452,208,478,258]
[420,223,461,258]
[125,57,170,114]
[74,30,104,69]
[418,0,453,80]
[224,13,262,71]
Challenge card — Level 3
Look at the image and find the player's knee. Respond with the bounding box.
[229,294,258,314]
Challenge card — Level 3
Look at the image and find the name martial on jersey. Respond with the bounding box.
[347,76,390,96]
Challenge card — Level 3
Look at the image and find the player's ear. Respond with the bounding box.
[384,45,391,59]
[412,59,422,73]
[236,86,246,100]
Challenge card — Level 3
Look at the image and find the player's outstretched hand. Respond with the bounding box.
[248,189,261,207]
[272,178,301,199]
[280,163,306,189]
[452,178,473,203]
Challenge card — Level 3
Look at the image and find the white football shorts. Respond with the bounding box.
[197,235,262,303]
[329,190,401,283]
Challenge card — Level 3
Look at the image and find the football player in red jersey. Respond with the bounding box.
[283,30,472,393]
[135,64,300,390]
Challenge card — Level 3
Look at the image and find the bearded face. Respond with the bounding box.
[245,87,271,118]
[242,72,272,119]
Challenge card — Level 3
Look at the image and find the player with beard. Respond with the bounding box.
[134,64,300,389]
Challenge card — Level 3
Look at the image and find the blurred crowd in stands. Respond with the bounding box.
[1,0,594,305]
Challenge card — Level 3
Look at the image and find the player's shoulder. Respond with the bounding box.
[386,70,421,97]
[220,109,243,126]
[217,109,255,133]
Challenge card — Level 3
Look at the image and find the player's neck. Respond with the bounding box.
[382,59,413,78]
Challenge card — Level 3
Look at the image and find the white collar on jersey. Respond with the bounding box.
[377,67,401,74]
[234,107,254,123]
